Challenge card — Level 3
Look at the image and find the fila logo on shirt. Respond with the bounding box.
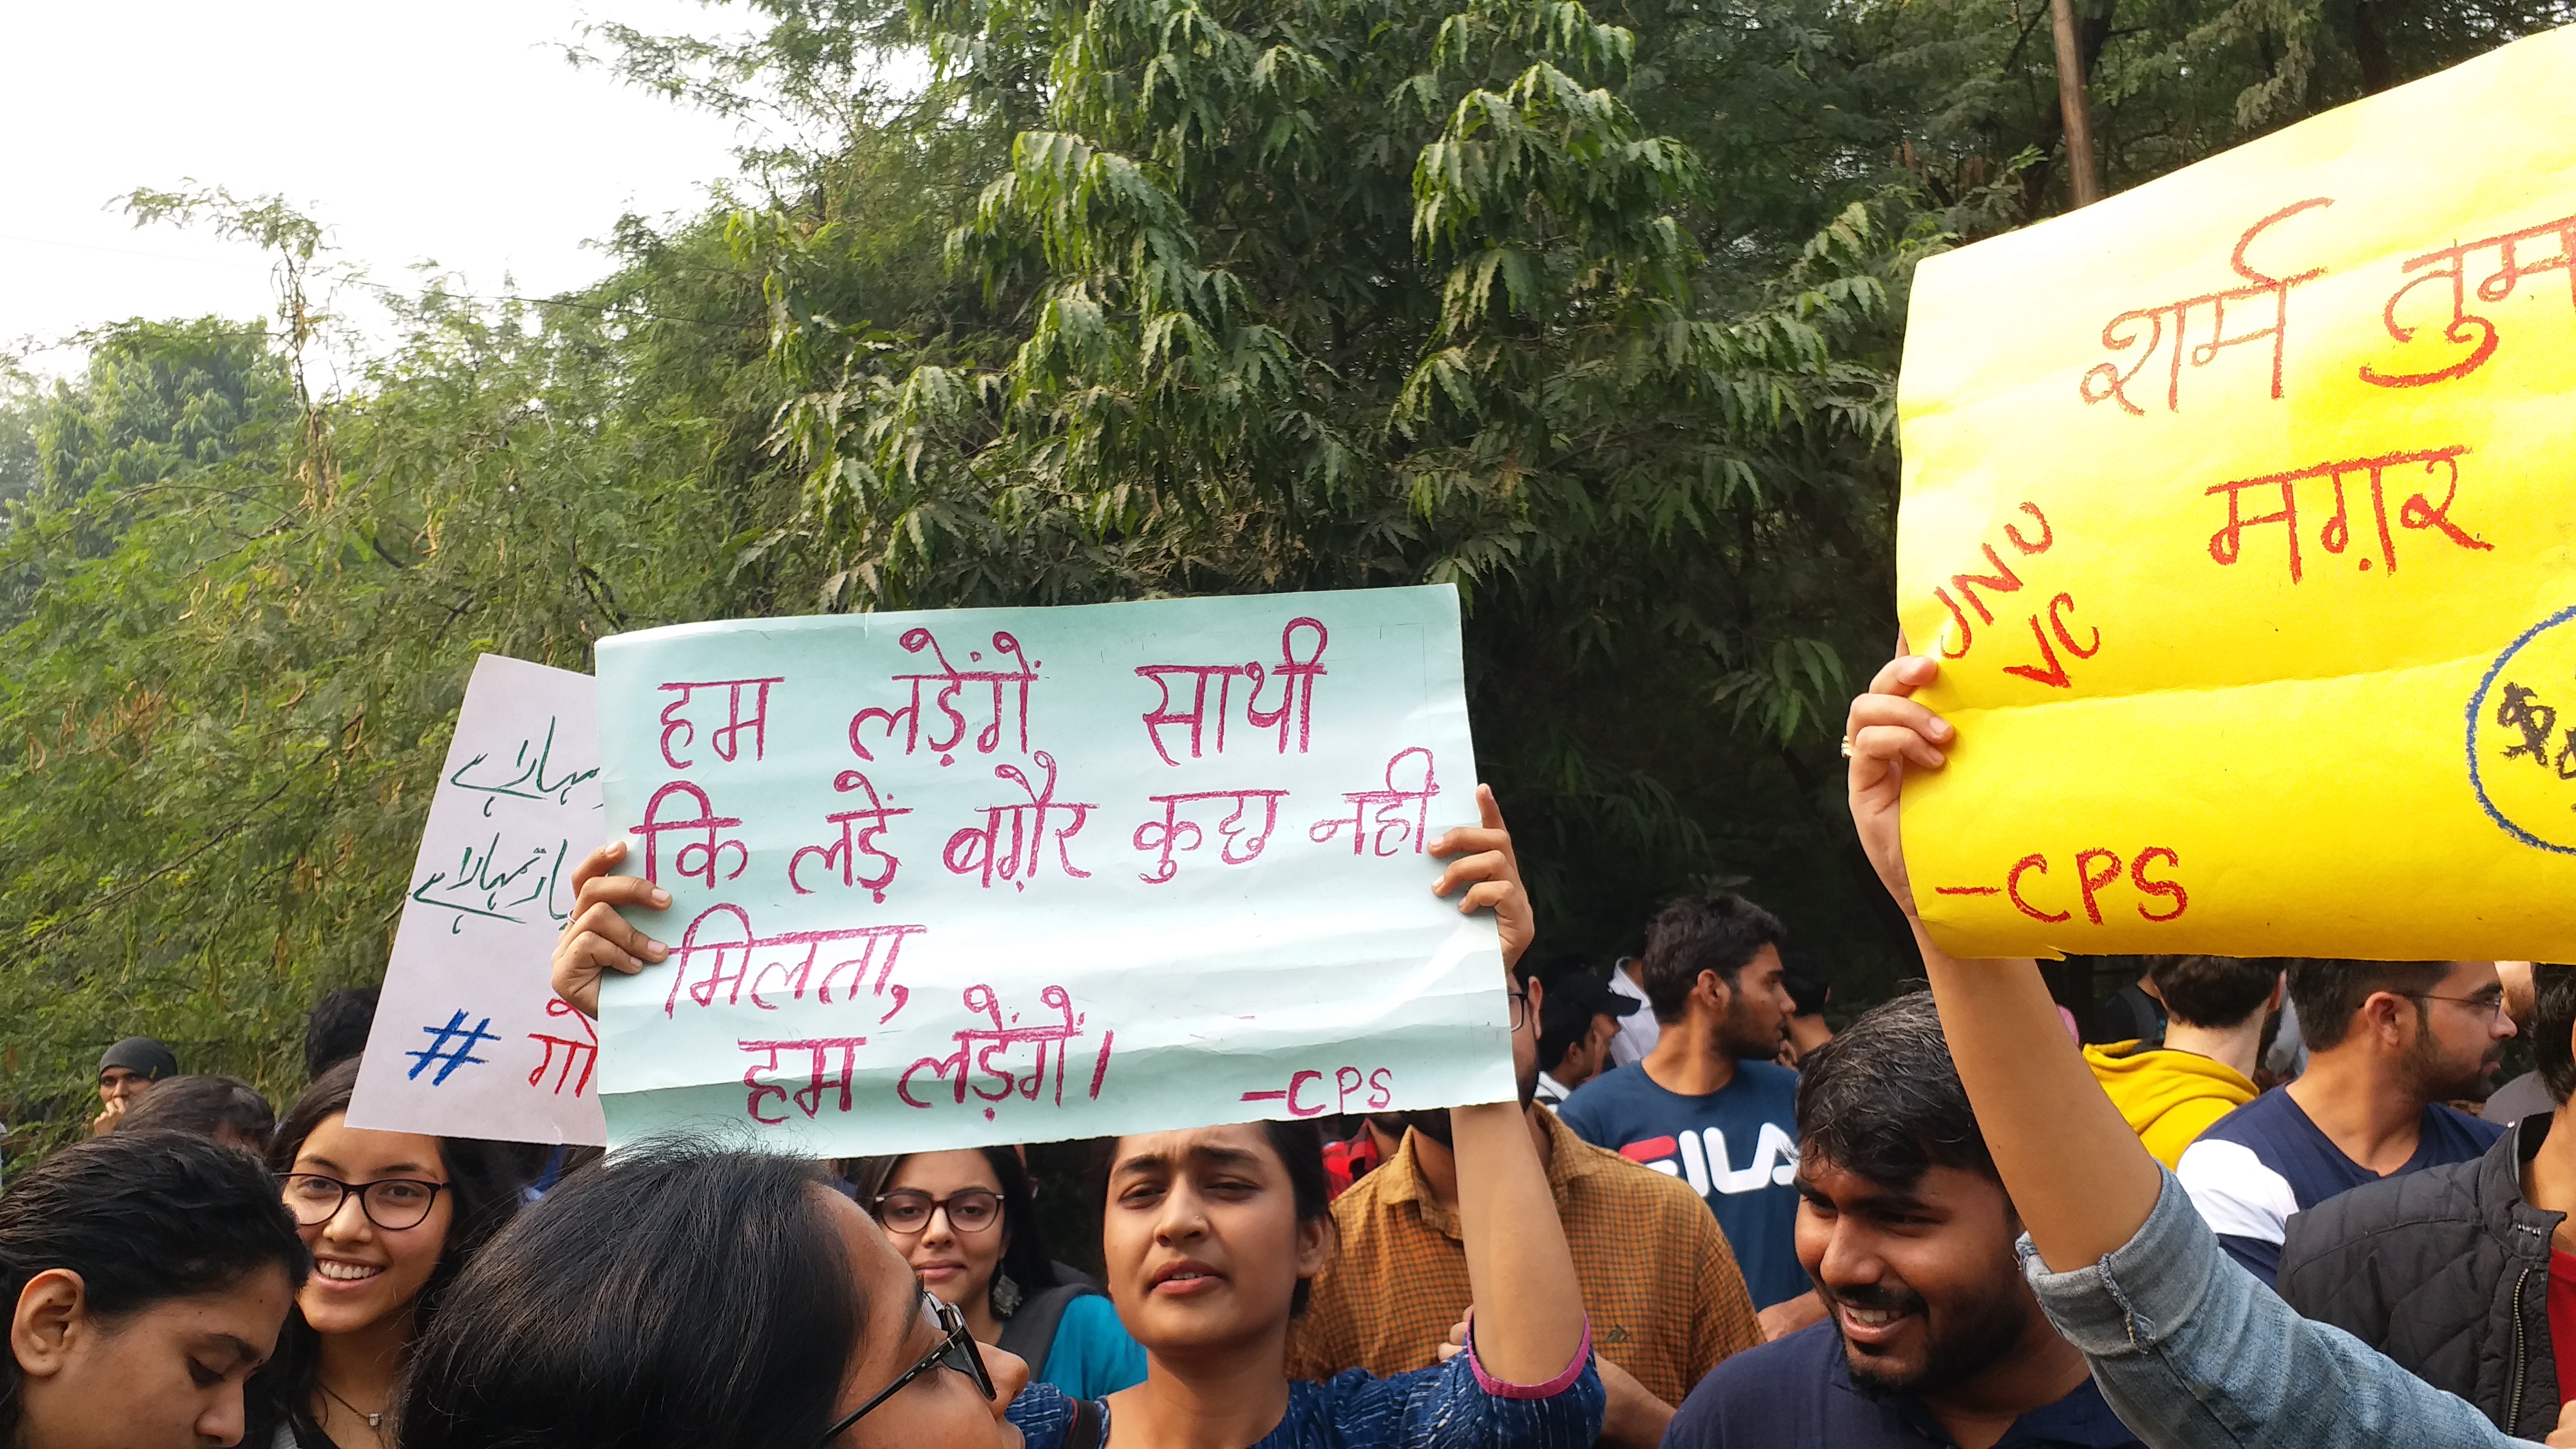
[1618,1124,1799,1196]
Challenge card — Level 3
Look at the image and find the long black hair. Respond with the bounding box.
[854,1147,1060,1303]
[248,1058,522,1442]
[396,1142,862,1449]
[0,1131,307,1439]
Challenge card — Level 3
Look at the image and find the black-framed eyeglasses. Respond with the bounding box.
[1507,988,1533,1032]
[870,1188,1003,1236]
[278,1172,449,1231]
[817,1291,995,1443]
[2406,991,2509,1027]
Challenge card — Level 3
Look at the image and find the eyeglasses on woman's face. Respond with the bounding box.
[279,1172,449,1231]
[817,1290,996,1444]
[870,1188,1002,1236]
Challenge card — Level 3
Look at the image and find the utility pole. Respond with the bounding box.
[2051,0,2103,206]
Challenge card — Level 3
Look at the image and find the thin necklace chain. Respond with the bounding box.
[316,1377,385,1431]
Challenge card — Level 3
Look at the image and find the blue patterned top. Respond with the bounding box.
[1008,1348,1603,1449]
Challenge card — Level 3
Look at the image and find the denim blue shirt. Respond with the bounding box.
[2024,1169,2542,1448]
[1010,1344,1603,1449]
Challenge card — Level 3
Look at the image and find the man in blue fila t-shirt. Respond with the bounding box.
[2176,956,2513,1289]
[1558,892,1819,1337]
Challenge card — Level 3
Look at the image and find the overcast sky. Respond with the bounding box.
[1,0,770,382]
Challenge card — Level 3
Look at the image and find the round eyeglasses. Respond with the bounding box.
[280,1172,449,1231]
[870,1188,1002,1235]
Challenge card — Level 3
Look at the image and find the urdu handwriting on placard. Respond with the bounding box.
[349,653,610,1147]
[446,717,602,815]
[409,836,572,933]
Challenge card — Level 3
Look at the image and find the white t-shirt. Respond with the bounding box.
[1606,965,1660,1067]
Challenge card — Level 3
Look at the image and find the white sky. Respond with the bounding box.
[0,0,773,382]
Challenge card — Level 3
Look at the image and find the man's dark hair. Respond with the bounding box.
[0,1131,308,1439]
[853,1147,1060,1301]
[2287,959,2452,1052]
[1797,992,1996,1187]
[1637,892,1786,1025]
[253,1059,524,1442]
[2143,956,2284,1031]
[1536,972,1597,1074]
[396,1144,856,1449]
[111,1074,276,1150]
[1781,949,1832,1018]
[2533,965,2576,1106]
[302,986,380,1079]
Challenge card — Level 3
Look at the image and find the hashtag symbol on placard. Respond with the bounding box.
[406,1009,500,1086]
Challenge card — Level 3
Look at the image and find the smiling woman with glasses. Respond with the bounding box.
[395,1141,1032,1449]
[851,1149,1145,1400]
[244,1059,522,1449]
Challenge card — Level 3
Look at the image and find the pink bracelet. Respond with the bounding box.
[1462,1309,1594,1400]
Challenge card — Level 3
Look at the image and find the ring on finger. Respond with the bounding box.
[1839,733,1854,759]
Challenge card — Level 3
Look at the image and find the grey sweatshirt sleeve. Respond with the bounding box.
[2020,1168,2540,1449]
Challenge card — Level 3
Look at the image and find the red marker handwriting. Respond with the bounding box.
[2082,198,2333,416]
[1310,747,1439,856]
[849,628,1039,767]
[2362,211,2576,389]
[663,903,922,1021]
[1135,618,1329,767]
[631,780,748,888]
[1936,845,2189,925]
[1932,504,2095,689]
[2206,445,2489,584]
[899,984,1101,1116]
[789,770,912,902]
[943,751,1096,889]
[1134,789,1291,884]
[1241,1065,1396,1117]
[739,1036,871,1124]
[657,677,785,769]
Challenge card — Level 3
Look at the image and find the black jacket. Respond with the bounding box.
[2277,1113,2565,1440]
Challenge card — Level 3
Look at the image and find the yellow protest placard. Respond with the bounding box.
[1897,25,2576,960]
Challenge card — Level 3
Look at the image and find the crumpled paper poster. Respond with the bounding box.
[591,586,1510,1154]
[1897,25,2576,959]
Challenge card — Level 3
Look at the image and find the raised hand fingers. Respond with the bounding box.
[1847,692,1954,771]
[1432,849,1509,899]
[1864,653,1942,700]
[567,840,631,895]
[567,898,669,968]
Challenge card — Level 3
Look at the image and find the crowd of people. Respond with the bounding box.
[13,680,2576,1448]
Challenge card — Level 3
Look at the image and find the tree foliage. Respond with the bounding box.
[2,0,2568,1140]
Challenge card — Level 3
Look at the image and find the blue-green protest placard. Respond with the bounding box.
[591,585,1510,1153]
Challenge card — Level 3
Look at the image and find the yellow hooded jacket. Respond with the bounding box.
[2081,1041,2258,1169]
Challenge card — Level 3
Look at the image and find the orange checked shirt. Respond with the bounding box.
[1285,1107,1764,1407]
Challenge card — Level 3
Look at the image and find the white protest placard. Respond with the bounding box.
[591,585,1511,1154]
[348,654,607,1144]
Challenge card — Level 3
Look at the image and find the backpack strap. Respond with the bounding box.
[997,1281,1099,1377]
[1062,1396,1107,1449]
